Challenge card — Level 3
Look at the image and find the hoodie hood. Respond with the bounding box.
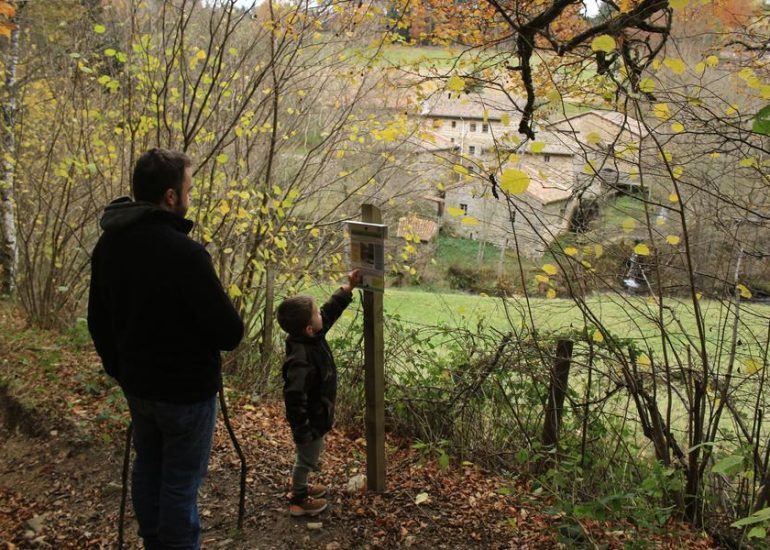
[100,197,193,234]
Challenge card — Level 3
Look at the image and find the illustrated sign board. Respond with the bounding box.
[347,221,388,292]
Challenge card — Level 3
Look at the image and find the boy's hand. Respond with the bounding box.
[341,269,363,294]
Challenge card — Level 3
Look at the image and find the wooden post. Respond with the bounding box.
[542,339,574,450]
[362,204,386,492]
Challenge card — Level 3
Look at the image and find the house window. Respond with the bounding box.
[470,123,477,132]
[482,123,489,133]
[468,145,476,156]
[544,154,551,162]
[451,121,457,128]
[459,203,468,215]
[450,137,455,143]
[466,164,475,174]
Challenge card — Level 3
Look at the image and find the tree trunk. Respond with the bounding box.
[260,263,275,369]
[542,339,574,450]
[0,17,19,297]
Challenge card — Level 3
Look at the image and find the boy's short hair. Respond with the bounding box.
[132,148,191,204]
[276,295,315,337]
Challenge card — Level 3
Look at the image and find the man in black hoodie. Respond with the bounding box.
[88,148,244,550]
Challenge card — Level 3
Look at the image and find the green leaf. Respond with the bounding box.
[713,455,744,476]
[437,451,449,470]
[732,514,768,528]
[93,24,106,34]
[496,486,513,496]
[748,527,767,539]
[752,105,770,136]
[104,48,116,57]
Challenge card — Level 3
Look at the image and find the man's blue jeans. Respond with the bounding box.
[126,393,217,550]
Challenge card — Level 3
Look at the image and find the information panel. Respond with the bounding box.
[347,221,388,292]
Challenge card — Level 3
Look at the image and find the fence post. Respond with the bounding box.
[542,339,574,451]
[362,203,386,492]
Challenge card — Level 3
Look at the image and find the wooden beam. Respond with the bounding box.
[362,203,386,492]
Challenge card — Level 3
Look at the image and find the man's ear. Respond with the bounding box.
[303,324,314,337]
[163,187,176,207]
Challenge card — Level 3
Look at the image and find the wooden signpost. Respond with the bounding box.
[357,204,386,492]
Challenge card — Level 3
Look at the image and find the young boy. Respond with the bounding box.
[276,269,362,516]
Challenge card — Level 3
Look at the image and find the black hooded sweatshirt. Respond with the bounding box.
[88,197,244,403]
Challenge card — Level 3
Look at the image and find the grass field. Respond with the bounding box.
[306,284,770,364]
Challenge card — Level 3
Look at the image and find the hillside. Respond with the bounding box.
[0,301,717,549]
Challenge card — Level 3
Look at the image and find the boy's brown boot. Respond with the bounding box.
[287,481,327,499]
[289,496,328,517]
[308,483,327,498]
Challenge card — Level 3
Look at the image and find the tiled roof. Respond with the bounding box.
[547,110,649,138]
[420,89,524,121]
[397,215,439,242]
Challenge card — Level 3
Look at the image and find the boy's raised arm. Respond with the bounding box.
[319,269,362,333]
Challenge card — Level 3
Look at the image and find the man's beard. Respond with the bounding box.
[173,198,188,218]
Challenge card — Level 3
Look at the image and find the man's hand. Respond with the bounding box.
[341,269,363,294]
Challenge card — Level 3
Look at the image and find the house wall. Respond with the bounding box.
[443,182,571,258]
[422,117,516,159]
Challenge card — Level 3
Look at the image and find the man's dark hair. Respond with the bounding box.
[132,148,192,204]
[276,295,315,337]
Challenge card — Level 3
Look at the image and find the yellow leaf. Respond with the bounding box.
[669,0,689,7]
[546,289,557,299]
[696,292,703,300]
[218,202,231,216]
[638,354,651,367]
[499,168,530,194]
[666,235,681,245]
[447,75,465,92]
[739,157,755,168]
[228,284,242,298]
[195,49,206,60]
[705,55,719,67]
[594,244,604,258]
[461,216,480,226]
[672,166,683,179]
[535,274,549,284]
[501,113,510,126]
[695,62,706,75]
[653,103,671,121]
[671,122,685,133]
[564,247,578,257]
[453,164,469,176]
[586,132,602,145]
[736,284,752,299]
[622,218,636,232]
[744,358,763,375]
[447,207,465,217]
[310,228,320,237]
[592,331,604,343]
[508,153,519,163]
[591,34,616,53]
[94,24,106,34]
[656,217,666,226]
[529,142,545,153]
[634,243,650,256]
[216,153,229,164]
[639,78,656,93]
[669,193,679,203]
[542,264,558,276]
[664,58,686,75]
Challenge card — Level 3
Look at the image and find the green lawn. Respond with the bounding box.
[308,285,770,364]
